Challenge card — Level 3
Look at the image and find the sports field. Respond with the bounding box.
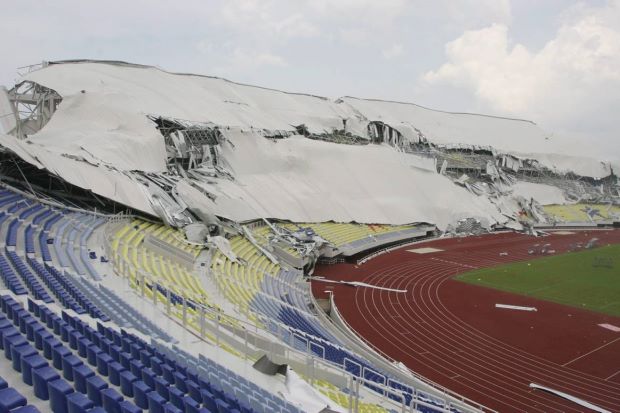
[455,243,620,317]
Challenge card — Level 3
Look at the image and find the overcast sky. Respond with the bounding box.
[1,0,618,154]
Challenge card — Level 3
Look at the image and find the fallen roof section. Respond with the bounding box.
[0,60,616,228]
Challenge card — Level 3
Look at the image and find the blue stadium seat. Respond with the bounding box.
[147,391,166,413]
[62,354,84,381]
[141,367,156,388]
[154,376,170,400]
[67,392,95,413]
[73,364,95,394]
[21,353,48,385]
[11,343,37,372]
[52,345,71,369]
[48,377,75,413]
[119,400,141,413]
[169,386,184,410]
[101,388,123,413]
[108,361,124,386]
[77,338,91,358]
[120,371,138,398]
[96,352,112,376]
[86,375,108,406]
[182,397,201,413]
[33,366,60,400]
[0,387,27,413]
[132,380,151,409]
[86,345,102,367]
[4,334,27,360]
[129,359,143,377]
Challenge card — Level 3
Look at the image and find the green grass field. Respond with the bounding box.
[455,244,620,317]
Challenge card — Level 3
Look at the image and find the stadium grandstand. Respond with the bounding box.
[0,60,618,413]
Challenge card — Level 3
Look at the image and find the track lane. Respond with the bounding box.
[314,230,620,413]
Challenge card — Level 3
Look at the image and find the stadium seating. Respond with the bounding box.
[0,252,52,304]
[0,295,143,413]
[0,191,111,322]
[212,233,456,411]
[279,222,418,248]
[108,220,222,331]
[544,203,620,222]
[0,186,454,413]
[251,225,302,259]
[12,295,302,413]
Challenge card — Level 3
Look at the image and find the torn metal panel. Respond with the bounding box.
[150,116,222,172]
[5,80,62,139]
[0,87,17,135]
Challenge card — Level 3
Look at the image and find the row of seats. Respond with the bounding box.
[101,202,450,412]
[23,296,297,413]
[0,190,378,411]
[105,215,441,412]
[210,238,402,412]
[11,198,105,283]
[0,252,28,296]
[156,342,303,413]
[76,215,106,281]
[543,203,620,222]
[0,191,111,323]
[2,252,52,304]
[0,294,130,413]
[148,225,203,258]
[279,222,417,248]
[7,218,22,247]
[27,258,108,321]
[213,235,450,411]
[250,226,301,259]
[0,375,41,413]
[108,220,232,339]
[111,221,208,304]
[38,213,63,262]
[0,187,448,413]
[73,278,176,343]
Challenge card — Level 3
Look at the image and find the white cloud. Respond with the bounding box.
[422,1,620,158]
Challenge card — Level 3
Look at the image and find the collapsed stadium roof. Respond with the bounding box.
[0,60,616,229]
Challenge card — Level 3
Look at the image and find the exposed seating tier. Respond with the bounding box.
[213,234,451,412]
[281,222,418,248]
[543,203,620,222]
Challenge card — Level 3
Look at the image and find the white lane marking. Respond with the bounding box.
[563,337,620,367]
[430,257,478,269]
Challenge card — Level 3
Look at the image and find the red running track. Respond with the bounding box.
[312,229,620,413]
